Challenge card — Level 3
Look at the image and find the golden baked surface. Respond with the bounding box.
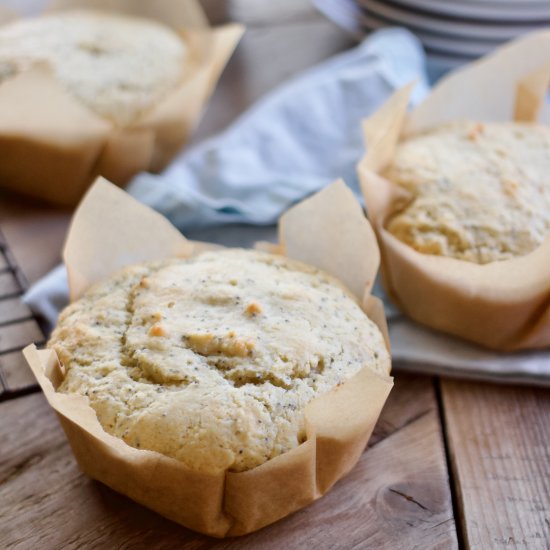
[385,122,550,264]
[0,10,187,125]
[49,249,389,473]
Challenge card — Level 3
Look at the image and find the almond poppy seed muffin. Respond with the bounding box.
[385,121,550,264]
[0,10,187,125]
[48,249,389,474]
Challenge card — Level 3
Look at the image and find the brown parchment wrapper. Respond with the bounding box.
[23,177,393,537]
[0,0,243,206]
[358,30,550,351]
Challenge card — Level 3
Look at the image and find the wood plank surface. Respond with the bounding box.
[0,375,457,549]
[0,296,32,325]
[0,320,43,353]
[0,271,21,297]
[1,349,37,391]
[441,380,550,549]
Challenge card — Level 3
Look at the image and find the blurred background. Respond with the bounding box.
[314,0,550,79]
[5,0,550,87]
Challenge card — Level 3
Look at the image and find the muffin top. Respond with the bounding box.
[0,10,187,126]
[49,249,389,474]
[385,121,550,264]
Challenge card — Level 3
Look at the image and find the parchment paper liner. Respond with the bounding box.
[0,0,243,206]
[23,177,393,537]
[358,30,550,351]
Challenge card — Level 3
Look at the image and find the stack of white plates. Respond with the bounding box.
[314,0,550,76]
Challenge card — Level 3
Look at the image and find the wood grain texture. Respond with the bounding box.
[0,375,457,549]
[0,271,21,296]
[1,349,36,390]
[441,380,550,549]
[0,320,43,353]
[0,296,32,324]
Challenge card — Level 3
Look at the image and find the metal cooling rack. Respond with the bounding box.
[0,229,44,402]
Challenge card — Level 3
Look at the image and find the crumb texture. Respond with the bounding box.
[0,10,187,125]
[385,121,550,264]
[49,249,389,473]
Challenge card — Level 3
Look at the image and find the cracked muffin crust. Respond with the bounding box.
[385,121,550,264]
[49,249,389,474]
[0,10,187,126]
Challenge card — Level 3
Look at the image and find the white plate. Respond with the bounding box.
[313,0,474,77]
[359,11,500,58]
[388,0,550,22]
[359,0,550,40]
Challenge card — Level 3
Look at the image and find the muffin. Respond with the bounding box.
[358,37,550,350]
[26,177,392,535]
[385,121,550,264]
[0,5,242,206]
[0,10,188,126]
[48,249,390,474]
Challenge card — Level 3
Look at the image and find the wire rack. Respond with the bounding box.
[0,229,44,402]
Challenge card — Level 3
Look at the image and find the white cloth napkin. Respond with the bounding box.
[126,28,429,228]
[24,28,550,385]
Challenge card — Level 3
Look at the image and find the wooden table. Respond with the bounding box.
[1,2,549,548]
